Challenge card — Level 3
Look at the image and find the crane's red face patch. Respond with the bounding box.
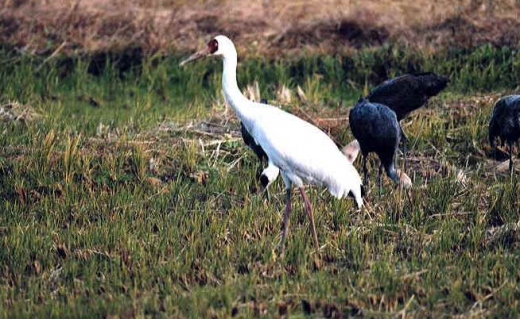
[208,39,218,54]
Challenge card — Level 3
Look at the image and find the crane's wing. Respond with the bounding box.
[249,105,362,197]
[240,122,267,161]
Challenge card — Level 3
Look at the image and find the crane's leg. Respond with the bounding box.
[378,163,383,196]
[362,154,369,187]
[299,187,320,252]
[280,187,292,258]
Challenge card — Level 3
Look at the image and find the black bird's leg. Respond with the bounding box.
[490,135,499,161]
[509,141,514,177]
[378,163,383,196]
[400,126,408,172]
[402,137,407,173]
[362,154,369,188]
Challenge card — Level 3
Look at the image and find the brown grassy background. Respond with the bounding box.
[1,0,520,56]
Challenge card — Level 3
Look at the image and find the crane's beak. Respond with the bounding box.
[179,47,210,67]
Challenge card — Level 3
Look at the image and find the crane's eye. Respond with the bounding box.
[208,39,218,53]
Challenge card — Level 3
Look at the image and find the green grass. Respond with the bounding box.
[1,44,519,318]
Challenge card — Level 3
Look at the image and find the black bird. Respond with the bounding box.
[367,72,450,121]
[489,95,520,175]
[240,98,274,197]
[366,72,449,169]
[349,98,405,194]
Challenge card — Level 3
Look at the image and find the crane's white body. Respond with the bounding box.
[215,36,363,206]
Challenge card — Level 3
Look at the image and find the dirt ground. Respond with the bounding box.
[1,0,520,57]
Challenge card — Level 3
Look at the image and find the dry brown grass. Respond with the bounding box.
[0,101,40,122]
[1,0,519,56]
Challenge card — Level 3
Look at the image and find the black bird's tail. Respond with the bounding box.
[365,72,450,121]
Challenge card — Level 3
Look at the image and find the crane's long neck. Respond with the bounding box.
[221,54,253,125]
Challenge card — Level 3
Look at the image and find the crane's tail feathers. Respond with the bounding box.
[327,157,364,209]
[342,139,360,164]
[260,164,280,189]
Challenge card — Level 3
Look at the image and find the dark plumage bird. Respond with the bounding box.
[240,98,273,196]
[367,72,450,121]
[365,72,449,169]
[349,99,405,194]
[489,95,520,174]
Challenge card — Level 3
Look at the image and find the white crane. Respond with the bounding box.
[180,35,364,256]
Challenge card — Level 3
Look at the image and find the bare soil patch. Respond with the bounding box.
[1,0,519,57]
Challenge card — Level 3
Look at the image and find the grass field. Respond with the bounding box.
[0,43,519,318]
